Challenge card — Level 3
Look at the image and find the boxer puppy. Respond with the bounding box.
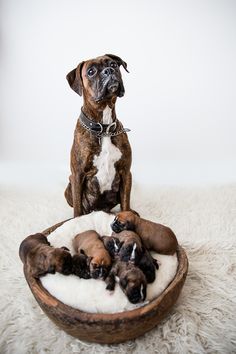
[111,211,178,255]
[138,249,159,283]
[72,253,91,279]
[101,235,121,258]
[111,230,143,263]
[105,260,147,304]
[112,230,159,283]
[64,54,133,217]
[73,230,111,279]
[19,233,73,278]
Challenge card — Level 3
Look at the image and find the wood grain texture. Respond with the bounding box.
[22,220,188,344]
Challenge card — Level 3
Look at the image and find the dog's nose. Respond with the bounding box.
[102,67,115,77]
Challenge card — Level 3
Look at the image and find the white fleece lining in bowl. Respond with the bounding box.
[41,211,178,314]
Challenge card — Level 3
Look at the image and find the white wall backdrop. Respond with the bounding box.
[1,0,236,187]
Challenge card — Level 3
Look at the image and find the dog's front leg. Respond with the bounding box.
[120,171,132,211]
[105,271,116,291]
[71,172,84,217]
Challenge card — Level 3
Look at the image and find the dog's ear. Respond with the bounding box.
[66,61,84,96]
[105,54,129,73]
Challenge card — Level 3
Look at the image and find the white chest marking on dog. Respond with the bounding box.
[140,284,144,300]
[115,276,120,283]
[130,243,137,261]
[93,106,122,193]
[113,239,119,252]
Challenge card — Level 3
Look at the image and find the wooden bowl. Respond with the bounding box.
[23,219,188,344]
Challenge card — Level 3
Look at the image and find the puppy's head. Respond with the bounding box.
[118,242,144,265]
[102,235,121,258]
[72,254,91,279]
[111,211,137,233]
[89,253,112,280]
[46,247,73,276]
[66,54,128,103]
[119,267,147,304]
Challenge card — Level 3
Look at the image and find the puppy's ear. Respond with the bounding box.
[66,61,84,96]
[60,246,70,252]
[105,54,129,73]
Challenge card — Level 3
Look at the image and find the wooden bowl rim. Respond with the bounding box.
[24,218,188,324]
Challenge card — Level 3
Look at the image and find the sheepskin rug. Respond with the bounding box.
[0,183,236,354]
[41,211,178,313]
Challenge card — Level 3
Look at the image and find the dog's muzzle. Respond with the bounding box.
[110,217,125,233]
[94,68,124,102]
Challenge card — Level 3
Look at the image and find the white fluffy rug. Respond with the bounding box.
[1,183,236,353]
[42,211,178,313]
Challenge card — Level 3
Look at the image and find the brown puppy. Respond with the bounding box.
[73,230,111,279]
[19,233,73,278]
[111,211,178,255]
[105,259,147,304]
[64,54,133,217]
[112,230,159,283]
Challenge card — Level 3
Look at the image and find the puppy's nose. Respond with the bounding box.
[102,67,114,77]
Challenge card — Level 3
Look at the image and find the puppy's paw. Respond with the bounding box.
[106,283,115,291]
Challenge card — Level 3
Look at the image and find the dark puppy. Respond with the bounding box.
[111,230,143,264]
[138,249,159,283]
[112,230,159,283]
[64,54,133,217]
[73,230,111,279]
[19,233,72,278]
[101,235,121,258]
[111,211,178,255]
[72,253,91,279]
[105,260,147,304]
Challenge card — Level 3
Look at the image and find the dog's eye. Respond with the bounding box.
[110,62,118,69]
[87,67,97,77]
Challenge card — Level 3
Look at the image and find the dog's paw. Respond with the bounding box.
[106,283,115,291]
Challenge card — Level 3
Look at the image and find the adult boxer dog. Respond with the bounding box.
[105,259,147,304]
[111,211,178,255]
[19,233,73,278]
[64,54,133,217]
[73,230,112,279]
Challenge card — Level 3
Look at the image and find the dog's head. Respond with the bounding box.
[46,247,73,276]
[112,230,144,264]
[119,267,147,304]
[72,253,91,279]
[85,252,111,280]
[111,211,137,233]
[29,246,72,277]
[66,54,128,103]
[101,235,121,258]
